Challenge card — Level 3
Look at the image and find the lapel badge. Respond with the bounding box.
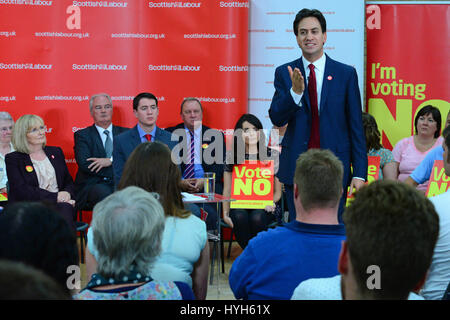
[202,143,209,149]
[327,75,333,80]
[26,165,34,173]
[51,155,55,159]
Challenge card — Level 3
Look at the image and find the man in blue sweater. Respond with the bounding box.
[228,149,346,300]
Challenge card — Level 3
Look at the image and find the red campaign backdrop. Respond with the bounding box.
[366,3,450,151]
[0,0,248,177]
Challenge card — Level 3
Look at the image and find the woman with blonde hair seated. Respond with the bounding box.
[5,114,76,231]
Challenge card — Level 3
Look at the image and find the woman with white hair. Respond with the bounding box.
[0,112,14,194]
[75,186,195,300]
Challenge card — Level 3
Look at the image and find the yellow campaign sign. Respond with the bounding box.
[230,160,274,209]
[346,156,381,206]
[426,160,450,198]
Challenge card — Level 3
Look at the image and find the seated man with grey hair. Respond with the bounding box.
[0,111,14,194]
[75,186,195,300]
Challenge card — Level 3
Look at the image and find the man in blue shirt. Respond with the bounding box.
[228,149,346,300]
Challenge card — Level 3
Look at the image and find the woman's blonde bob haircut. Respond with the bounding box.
[12,114,46,154]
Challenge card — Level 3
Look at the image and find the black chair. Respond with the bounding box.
[76,221,88,264]
[76,206,91,264]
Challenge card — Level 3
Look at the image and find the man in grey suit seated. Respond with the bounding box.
[113,92,177,186]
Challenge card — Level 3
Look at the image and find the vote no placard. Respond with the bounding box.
[230,160,274,209]
[346,156,381,206]
[426,160,450,197]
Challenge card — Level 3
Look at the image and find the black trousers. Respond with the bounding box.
[230,208,274,249]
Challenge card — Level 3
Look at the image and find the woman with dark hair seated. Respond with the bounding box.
[392,105,443,192]
[362,112,396,180]
[222,114,282,249]
[5,114,76,231]
[76,186,195,300]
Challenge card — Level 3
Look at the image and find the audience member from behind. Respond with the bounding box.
[229,149,346,300]
[222,114,282,249]
[393,105,443,191]
[0,202,79,296]
[292,180,439,300]
[6,114,77,231]
[76,186,195,300]
[74,93,128,210]
[86,142,208,299]
[341,180,439,299]
[362,112,396,180]
[420,125,450,299]
[0,260,71,300]
[0,112,14,194]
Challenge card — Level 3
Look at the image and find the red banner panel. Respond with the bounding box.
[366,4,449,150]
[0,1,248,176]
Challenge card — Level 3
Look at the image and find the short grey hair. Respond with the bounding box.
[0,112,13,122]
[89,93,112,113]
[91,186,165,278]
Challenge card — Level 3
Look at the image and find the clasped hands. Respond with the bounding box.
[180,178,204,193]
[57,191,75,206]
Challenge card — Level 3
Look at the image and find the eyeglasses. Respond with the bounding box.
[28,125,47,134]
[94,105,112,110]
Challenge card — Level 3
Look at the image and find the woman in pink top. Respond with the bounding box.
[393,105,443,192]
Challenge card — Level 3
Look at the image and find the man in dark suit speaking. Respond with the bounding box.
[74,93,128,210]
[269,8,367,222]
[113,92,177,186]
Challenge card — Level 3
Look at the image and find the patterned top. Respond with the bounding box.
[74,279,195,300]
[368,147,394,179]
[31,156,58,192]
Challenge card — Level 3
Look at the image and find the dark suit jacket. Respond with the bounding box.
[112,125,177,186]
[165,123,226,194]
[269,54,368,188]
[73,124,129,208]
[5,146,75,203]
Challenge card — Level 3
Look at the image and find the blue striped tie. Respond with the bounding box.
[184,130,195,179]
